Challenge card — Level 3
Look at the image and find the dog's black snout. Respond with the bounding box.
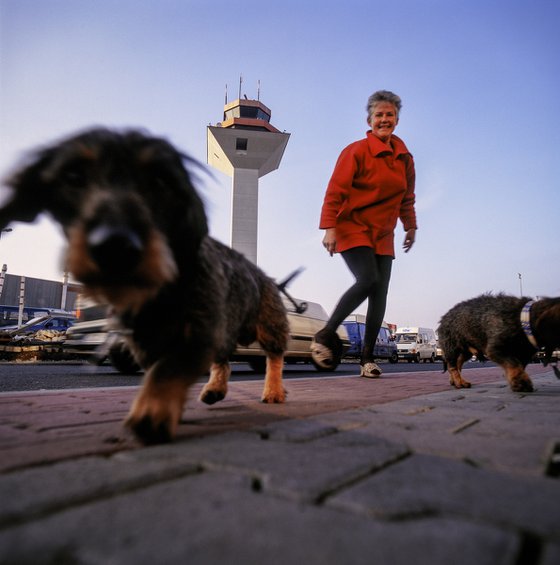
[88,224,144,271]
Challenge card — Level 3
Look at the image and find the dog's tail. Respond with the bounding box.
[277,267,304,292]
[277,267,307,314]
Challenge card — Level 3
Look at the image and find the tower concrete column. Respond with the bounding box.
[231,168,259,264]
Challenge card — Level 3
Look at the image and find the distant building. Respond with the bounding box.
[0,270,80,312]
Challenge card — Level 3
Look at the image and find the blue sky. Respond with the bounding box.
[1,0,558,329]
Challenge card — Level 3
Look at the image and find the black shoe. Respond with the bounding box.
[311,328,342,369]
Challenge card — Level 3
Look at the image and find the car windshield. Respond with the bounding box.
[20,316,48,328]
[395,333,416,343]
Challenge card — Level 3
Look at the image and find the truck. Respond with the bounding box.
[394,326,437,363]
[342,315,398,363]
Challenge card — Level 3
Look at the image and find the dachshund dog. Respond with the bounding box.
[438,293,560,392]
[0,128,289,443]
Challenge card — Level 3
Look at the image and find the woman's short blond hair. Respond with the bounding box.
[366,90,402,121]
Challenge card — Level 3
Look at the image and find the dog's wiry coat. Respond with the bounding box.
[0,128,289,443]
[438,293,560,392]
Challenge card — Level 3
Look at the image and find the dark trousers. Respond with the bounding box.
[325,247,393,363]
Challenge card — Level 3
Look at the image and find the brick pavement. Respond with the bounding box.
[0,363,558,565]
[0,364,536,472]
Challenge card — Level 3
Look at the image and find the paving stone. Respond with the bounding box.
[255,418,338,442]
[0,454,199,526]
[0,470,520,565]
[327,453,560,538]
[314,375,560,476]
[118,428,410,503]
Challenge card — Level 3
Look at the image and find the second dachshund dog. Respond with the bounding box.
[438,293,560,392]
[0,128,289,444]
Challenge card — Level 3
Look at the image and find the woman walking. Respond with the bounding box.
[312,90,417,377]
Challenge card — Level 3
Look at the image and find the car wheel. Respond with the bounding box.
[389,352,398,364]
[109,342,142,374]
[414,353,421,363]
[429,353,435,363]
[248,357,267,373]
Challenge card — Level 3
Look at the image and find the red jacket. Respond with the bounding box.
[319,131,417,256]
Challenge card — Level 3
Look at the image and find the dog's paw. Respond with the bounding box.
[450,377,471,388]
[126,414,174,444]
[449,369,471,389]
[261,387,287,404]
[199,388,226,405]
[125,382,187,444]
[510,376,534,393]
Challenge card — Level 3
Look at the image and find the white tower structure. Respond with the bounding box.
[207,97,290,264]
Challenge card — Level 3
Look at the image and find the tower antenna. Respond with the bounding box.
[238,74,243,100]
[223,84,228,121]
[257,80,261,101]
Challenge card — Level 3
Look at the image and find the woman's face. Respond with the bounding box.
[369,101,399,143]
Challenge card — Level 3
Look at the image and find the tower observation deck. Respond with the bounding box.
[207,97,290,264]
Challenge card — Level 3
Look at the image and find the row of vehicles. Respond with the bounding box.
[343,318,438,364]
[62,296,439,374]
[0,299,439,373]
[63,295,351,374]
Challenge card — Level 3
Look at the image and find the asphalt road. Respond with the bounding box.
[0,359,495,393]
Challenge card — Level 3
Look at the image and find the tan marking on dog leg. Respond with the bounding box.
[200,362,230,405]
[125,369,191,444]
[261,354,286,403]
[502,363,534,392]
[449,354,471,388]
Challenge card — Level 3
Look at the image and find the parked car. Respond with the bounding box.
[64,295,350,373]
[0,311,76,341]
[0,305,54,328]
[342,315,398,363]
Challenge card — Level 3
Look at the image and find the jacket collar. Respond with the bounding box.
[366,131,410,158]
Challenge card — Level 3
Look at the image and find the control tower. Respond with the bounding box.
[207,97,290,264]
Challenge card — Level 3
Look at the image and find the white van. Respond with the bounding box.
[394,326,437,363]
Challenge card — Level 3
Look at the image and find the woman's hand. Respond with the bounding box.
[322,228,337,256]
[403,228,416,253]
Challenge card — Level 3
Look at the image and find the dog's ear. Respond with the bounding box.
[0,148,54,230]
